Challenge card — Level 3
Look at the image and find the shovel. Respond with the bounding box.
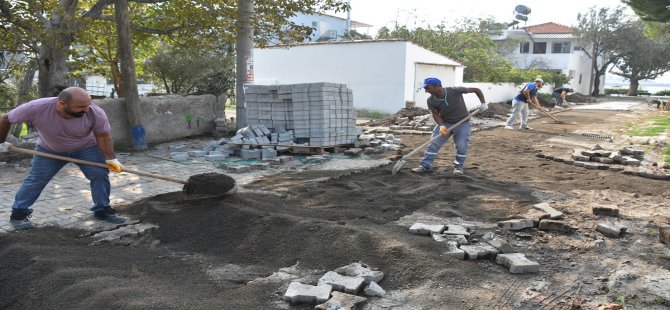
[7,145,236,195]
[391,109,480,175]
[530,102,575,124]
[8,145,187,184]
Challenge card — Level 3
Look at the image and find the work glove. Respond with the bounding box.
[106,159,124,173]
[439,125,448,135]
[0,142,11,153]
[479,103,489,111]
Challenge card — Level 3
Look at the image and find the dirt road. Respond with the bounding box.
[1,104,669,309]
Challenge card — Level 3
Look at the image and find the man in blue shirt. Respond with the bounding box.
[505,78,544,130]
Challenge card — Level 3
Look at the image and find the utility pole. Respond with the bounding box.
[236,0,254,129]
[115,0,147,150]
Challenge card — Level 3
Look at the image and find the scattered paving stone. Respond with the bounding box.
[495,253,540,274]
[460,244,499,260]
[250,162,270,170]
[227,165,251,173]
[277,155,294,163]
[363,281,386,297]
[409,223,445,235]
[318,271,365,294]
[344,148,364,156]
[497,219,534,230]
[205,154,226,161]
[533,202,563,219]
[262,158,282,165]
[592,205,620,216]
[573,155,590,162]
[483,232,516,253]
[596,223,627,238]
[553,157,565,163]
[284,282,332,304]
[659,225,670,246]
[443,224,470,236]
[609,165,624,172]
[574,161,585,167]
[563,159,574,165]
[581,150,597,157]
[595,157,614,164]
[91,223,158,245]
[315,291,367,310]
[432,233,469,245]
[539,219,575,233]
[621,157,641,166]
[536,153,545,158]
[583,162,600,170]
[544,155,555,160]
[524,209,550,224]
[515,232,533,239]
[334,263,384,284]
[445,241,466,260]
[188,150,207,157]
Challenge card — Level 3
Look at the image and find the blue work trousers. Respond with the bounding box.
[11,145,111,214]
[419,122,472,169]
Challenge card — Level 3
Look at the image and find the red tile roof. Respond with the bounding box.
[523,22,572,34]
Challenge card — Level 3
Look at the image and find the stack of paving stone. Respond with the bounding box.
[245,83,361,146]
[283,262,385,308]
[388,114,435,131]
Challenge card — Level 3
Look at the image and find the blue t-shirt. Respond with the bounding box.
[514,83,539,103]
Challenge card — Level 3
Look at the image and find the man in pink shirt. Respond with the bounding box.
[0,87,125,230]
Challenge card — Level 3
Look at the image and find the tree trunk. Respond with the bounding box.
[115,0,147,150]
[236,0,254,129]
[11,59,39,138]
[665,97,670,111]
[627,79,640,96]
[37,4,78,98]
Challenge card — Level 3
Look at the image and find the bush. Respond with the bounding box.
[605,88,628,95]
[654,89,670,96]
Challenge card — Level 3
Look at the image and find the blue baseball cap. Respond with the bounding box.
[422,77,442,88]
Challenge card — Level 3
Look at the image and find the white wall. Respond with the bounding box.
[460,82,554,109]
[404,43,462,107]
[253,41,407,113]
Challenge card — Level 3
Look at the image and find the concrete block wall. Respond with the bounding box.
[245,83,358,146]
[96,95,224,149]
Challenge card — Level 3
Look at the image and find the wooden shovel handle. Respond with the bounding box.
[8,145,187,184]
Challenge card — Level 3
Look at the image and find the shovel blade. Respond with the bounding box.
[392,159,406,175]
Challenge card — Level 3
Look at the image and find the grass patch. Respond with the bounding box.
[628,115,670,136]
[355,108,390,120]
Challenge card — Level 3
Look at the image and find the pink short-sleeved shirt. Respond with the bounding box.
[8,97,111,153]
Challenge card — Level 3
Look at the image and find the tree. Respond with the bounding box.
[376,19,566,85]
[608,20,670,95]
[0,0,350,97]
[572,6,629,96]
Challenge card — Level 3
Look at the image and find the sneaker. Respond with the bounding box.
[10,211,34,230]
[411,166,431,174]
[520,126,533,130]
[93,207,126,224]
[504,126,514,130]
[453,167,464,176]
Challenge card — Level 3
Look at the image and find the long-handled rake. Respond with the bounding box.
[391,109,481,175]
[531,102,576,125]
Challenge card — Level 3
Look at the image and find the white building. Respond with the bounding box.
[85,75,156,98]
[253,39,464,113]
[500,22,603,95]
[283,13,372,43]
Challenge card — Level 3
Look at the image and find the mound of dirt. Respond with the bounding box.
[477,102,511,118]
[182,172,236,195]
[362,107,430,126]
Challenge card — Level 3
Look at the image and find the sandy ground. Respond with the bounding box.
[1,102,669,310]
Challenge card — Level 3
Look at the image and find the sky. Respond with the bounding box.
[333,0,670,85]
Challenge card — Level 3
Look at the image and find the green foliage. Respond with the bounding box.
[144,46,235,97]
[0,83,18,110]
[616,293,627,310]
[609,20,670,88]
[375,19,565,84]
[623,0,670,23]
[654,89,670,96]
[605,88,629,95]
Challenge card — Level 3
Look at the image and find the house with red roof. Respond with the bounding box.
[500,22,604,95]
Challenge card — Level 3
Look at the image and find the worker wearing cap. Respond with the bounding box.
[0,87,125,230]
[505,78,544,130]
[552,86,574,107]
[411,77,489,176]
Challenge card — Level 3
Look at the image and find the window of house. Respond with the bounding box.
[552,42,571,53]
[573,46,581,51]
[519,42,530,54]
[311,21,318,28]
[533,42,547,54]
